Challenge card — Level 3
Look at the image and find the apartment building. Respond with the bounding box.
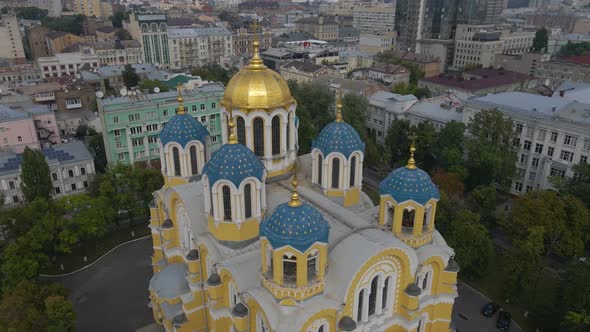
[0,0,61,17]
[352,4,396,33]
[233,26,271,58]
[37,52,100,78]
[453,24,535,69]
[493,52,551,77]
[296,16,339,41]
[97,83,225,166]
[466,91,590,195]
[0,141,95,206]
[359,32,396,55]
[71,0,112,18]
[367,91,418,144]
[0,63,41,88]
[168,27,233,70]
[279,61,328,83]
[87,40,144,66]
[0,103,60,152]
[129,15,171,68]
[365,63,411,86]
[0,15,25,63]
[535,55,590,89]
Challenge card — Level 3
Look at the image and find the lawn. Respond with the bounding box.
[463,250,560,332]
[41,220,151,275]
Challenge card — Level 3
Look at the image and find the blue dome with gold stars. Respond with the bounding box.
[312,121,365,157]
[260,202,329,252]
[202,143,265,186]
[379,166,439,205]
[159,113,209,147]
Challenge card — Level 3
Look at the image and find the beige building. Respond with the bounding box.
[168,27,233,70]
[71,0,112,18]
[233,26,272,58]
[37,52,100,78]
[0,15,25,64]
[494,52,551,77]
[454,24,534,69]
[352,4,395,33]
[280,60,328,83]
[296,16,338,41]
[535,56,590,89]
[45,32,86,55]
[359,32,396,55]
[387,50,442,77]
[84,41,144,66]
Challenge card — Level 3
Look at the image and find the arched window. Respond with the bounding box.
[229,282,238,306]
[368,276,379,317]
[172,147,181,176]
[253,118,264,157]
[350,156,357,187]
[271,116,281,155]
[287,113,291,150]
[257,313,269,332]
[387,206,395,227]
[357,289,365,322]
[423,206,431,231]
[209,188,214,215]
[189,145,198,175]
[317,154,323,185]
[331,158,340,189]
[222,185,232,221]
[244,183,252,219]
[237,116,246,145]
[283,254,297,285]
[307,251,318,282]
[402,209,415,230]
[382,276,390,310]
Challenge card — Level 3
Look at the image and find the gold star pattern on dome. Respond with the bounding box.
[312,121,365,157]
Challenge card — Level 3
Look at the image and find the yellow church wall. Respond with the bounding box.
[298,308,338,332]
[266,163,294,179]
[421,256,446,296]
[178,309,207,332]
[325,188,361,207]
[183,290,205,311]
[245,298,271,332]
[208,217,260,242]
[164,176,188,188]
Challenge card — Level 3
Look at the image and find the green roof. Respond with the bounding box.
[164,75,197,89]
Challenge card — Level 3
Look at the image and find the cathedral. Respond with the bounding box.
[148,38,459,332]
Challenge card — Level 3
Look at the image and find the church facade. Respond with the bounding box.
[148,38,458,332]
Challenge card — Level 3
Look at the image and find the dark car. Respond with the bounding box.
[496,311,511,331]
[481,302,500,317]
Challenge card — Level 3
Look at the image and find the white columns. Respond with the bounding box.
[245,123,253,151]
[281,117,288,155]
[264,121,272,160]
[288,112,296,152]
[376,277,384,315]
[361,289,370,322]
[212,187,220,222]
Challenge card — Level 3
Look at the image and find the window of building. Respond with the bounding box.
[190,146,198,175]
[271,116,281,155]
[17,136,22,142]
[523,140,531,151]
[283,254,297,284]
[113,116,119,123]
[547,147,554,157]
[200,104,205,110]
[331,158,340,189]
[236,117,246,145]
[80,167,86,175]
[581,155,588,164]
[550,167,566,178]
[114,129,121,137]
[132,138,143,147]
[564,135,578,147]
[212,102,216,108]
[253,118,264,157]
[52,173,58,181]
[584,138,590,151]
[172,147,181,176]
[54,187,61,194]
[550,131,558,142]
[83,181,88,188]
[560,150,574,162]
[8,180,15,190]
[12,195,18,203]
[514,182,523,192]
[532,157,539,168]
[222,185,232,221]
[192,105,197,112]
[148,136,158,144]
[526,185,533,192]
[244,183,252,219]
[513,137,521,147]
[529,172,536,181]
[71,183,76,191]
[68,169,74,177]
[350,156,357,187]
[515,123,523,134]
[534,143,543,154]
[520,154,528,164]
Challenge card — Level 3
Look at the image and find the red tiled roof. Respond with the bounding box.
[422,68,532,91]
[563,55,590,65]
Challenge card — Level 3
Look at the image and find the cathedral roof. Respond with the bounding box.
[312,121,365,157]
[221,37,294,110]
[202,143,265,186]
[379,166,439,205]
[159,113,210,147]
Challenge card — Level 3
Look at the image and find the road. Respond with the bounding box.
[43,238,155,332]
[453,282,524,332]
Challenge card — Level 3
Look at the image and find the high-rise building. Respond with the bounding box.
[0,15,25,64]
[70,0,113,18]
[352,4,396,33]
[129,15,171,68]
[168,27,233,70]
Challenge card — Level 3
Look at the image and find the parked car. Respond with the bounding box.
[481,302,500,317]
[496,311,511,331]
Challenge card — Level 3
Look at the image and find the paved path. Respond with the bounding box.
[453,282,524,332]
[44,237,155,332]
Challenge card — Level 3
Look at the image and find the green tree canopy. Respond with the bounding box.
[116,28,132,40]
[21,147,53,202]
[559,41,590,57]
[111,11,128,28]
[433,121,466,177]
[562,261,590,331]
[122,64,139,87]
[553,163,590,208]
[140,79,170,93]
[191,64,238,85]
[465,109,517,190]
[341,93,368,139]
[41,15,84,35]
[532,27,549,52]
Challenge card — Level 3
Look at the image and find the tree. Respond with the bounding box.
[15,6,48,20]
[553,163,590,208]
[431,171,464,198]
[0,280,74,331]
[88,134,107,173]
[562,262,590,331]
[116,28,132,40]
[432,121,466,177]
[384,119,411,168]
[41,15,84,35]
[559,41,590,57]
[467,185,497,228]
[532,27,549,52]
[287,80,334,154]
[122,64,139,87]
[465,109,517,190]
[74,124,97,137]
[191,64,238,85]
[504,191,590,258]
[341,93,367,139]
[111,11,127,28]
[140,79,170,93]
[392,82,431,99]
[21,147,52,202]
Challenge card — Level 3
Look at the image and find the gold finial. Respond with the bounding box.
[176,83,185,115]
[406,133,417,170]
[247,20,265,70]
[335,89,343,122]
[288,166,302,207]
[228,108,237,144]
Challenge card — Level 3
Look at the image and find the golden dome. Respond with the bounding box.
[221,40,295,110]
